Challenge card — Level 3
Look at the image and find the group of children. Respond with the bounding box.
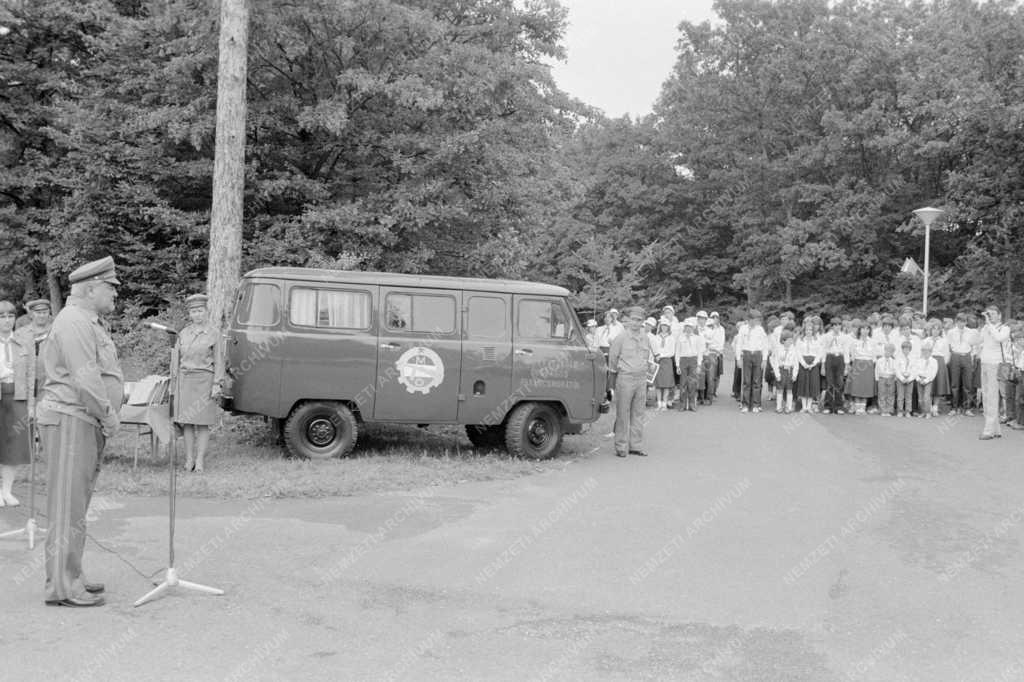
[727,308,1024,424]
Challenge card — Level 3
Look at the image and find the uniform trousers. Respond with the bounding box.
[677,356,699,409]
[43,415,104,601]
[877,376,896,415]
[824,355,845,412]
[896,381,915,415]
[701,352,719,402]
[740,350,763,409]
[613,373,647,455]
[981,363,1002,437]
[948,352,973,409]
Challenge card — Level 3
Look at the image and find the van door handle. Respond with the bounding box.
[514,349,533,356]
[380,342,401,350]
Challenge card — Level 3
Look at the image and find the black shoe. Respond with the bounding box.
[628,449,648,456]
[45,594,105,607]
[84,582,105,594]
[979,434,996,441]
[615,452,627,458]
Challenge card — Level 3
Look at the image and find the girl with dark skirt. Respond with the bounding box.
[795,321,822,412]
[849,324,878,414]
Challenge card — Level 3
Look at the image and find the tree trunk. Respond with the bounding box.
[46,260,62,314]
[206,0,249,329]
[785,278,792,307]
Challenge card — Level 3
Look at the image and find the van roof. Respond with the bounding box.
[242,267,572,297]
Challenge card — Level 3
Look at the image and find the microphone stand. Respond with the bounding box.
[135,324,223,607]
[1,335,48,550]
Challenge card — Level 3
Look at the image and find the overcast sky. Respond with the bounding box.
[549,0,716,119]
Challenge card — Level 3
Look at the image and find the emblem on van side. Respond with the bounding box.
[396,346,445,395]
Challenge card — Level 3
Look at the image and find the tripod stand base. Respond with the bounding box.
[134,566,224,607]
[0,518,46,550]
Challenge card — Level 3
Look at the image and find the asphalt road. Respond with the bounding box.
[2,395,1024,681]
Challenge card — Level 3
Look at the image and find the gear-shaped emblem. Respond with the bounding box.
[396,346,445,395]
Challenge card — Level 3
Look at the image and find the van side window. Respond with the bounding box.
[517,299,568,340]
[386,293,455,334]
[290,288,370,329]
[468,297,507,339]
[236,283,280,326]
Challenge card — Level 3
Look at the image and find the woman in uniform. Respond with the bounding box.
[172,294,222,472]
[0,300,33,505]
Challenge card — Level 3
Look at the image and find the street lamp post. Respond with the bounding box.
[912,206,945,316]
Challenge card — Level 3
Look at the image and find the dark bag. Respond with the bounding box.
[998,340,1018,383]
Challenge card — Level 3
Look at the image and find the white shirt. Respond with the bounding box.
[913,355,938,384]
[738,324,769,353]
[946,326,977,354]
[702,323,725,353]
[795,335,821,363]
[875,356,897,379]
[652,333,675,359]
[675,332,705,363]
[927,335,950,363]
[978,323,1011,364]
[0,333,13,383]
[771,345,799,378]
[606,321,624,342]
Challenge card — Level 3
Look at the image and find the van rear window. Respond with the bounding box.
[386,293,455,334]
[290,288,370,329]
[236,283,280,326]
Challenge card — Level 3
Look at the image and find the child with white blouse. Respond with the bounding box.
[915,341,939,419]
[772,331,799,413]
[875,343,898,416]
[896,340,916,417]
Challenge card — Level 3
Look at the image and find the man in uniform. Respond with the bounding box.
[15,299,53,394]
[608,306,653,458]
[38,256,123,607]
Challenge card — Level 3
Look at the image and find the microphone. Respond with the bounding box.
[144,321,178,335]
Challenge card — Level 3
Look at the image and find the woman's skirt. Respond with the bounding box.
[173,371,220,426]
[849,359,877,398]
[796,358,820,398]
[0,383,30,465]
[933,356,951,396]
[655,357,676,388]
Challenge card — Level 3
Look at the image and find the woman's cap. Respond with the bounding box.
[185,293,209,309]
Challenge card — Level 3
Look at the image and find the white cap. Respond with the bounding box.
[710,311,719,318]
[683,317,698,327]
[696,310,708,318]
[644,317,657,327]
[608,308,619,316]
[662,305,674,312]
[586,318,597,327]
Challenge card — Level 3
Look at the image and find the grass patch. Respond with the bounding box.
[92,413,610,499]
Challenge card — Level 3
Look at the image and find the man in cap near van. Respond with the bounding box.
[608,306,654,457]
[38,256,124,607]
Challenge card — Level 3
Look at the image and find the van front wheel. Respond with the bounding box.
[505,403,563,459]
[284,401,358,459]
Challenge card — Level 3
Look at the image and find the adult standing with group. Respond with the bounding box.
[38,256,124,607]
[978,306,1011,440]
[172,293,224,473]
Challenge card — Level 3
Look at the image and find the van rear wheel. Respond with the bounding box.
[505,403,563,459]
[466,425,506,450]
[284,401,358,459]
